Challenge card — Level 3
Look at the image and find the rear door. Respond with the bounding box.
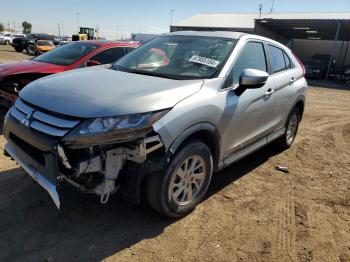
[88,47,126,64]
[266,44,300,128]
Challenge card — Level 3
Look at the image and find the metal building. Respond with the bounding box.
[171,12,350,79]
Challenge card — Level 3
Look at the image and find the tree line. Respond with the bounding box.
[0,21,32,34]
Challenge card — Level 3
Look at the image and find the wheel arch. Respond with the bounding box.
[293,95,305,120]
[122,123,222,204]
[168,122,222,172]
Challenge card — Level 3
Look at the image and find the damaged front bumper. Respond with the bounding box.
[4,106,165,209]
[57,134,164,205]
[4,142,60,209]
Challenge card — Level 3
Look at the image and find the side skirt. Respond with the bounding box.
[223,127,286,167]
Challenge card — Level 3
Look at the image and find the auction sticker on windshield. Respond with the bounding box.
[189,55,220,68]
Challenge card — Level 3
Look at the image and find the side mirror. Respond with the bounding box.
[86,60,102,67]
[235,69,268,96]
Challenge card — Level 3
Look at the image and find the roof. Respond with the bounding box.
[167,30,245,39]
[79,40,140,47]
[173,12,350,29]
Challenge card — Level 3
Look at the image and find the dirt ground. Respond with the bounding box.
[0,45,349,262]
[0,45,31,63]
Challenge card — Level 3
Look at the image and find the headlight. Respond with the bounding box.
[63,109,169,148]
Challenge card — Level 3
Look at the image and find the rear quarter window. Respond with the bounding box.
[90,47,126,64]
[268,45,293,73]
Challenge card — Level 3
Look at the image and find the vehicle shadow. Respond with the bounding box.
[0,144,283,262]
[0,106,11,135]
[0,48,31,56]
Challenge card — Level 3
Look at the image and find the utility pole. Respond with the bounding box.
[76,12,79,31]
[269,0,275,13]
[259,4,263,19]
[7,22,10,31]
[96,24,99,38]
[170,9,175,25]
[58,23,61,36]
[12,22,16,32]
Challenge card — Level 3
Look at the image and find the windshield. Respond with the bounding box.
[33,42,99,65]
[115,35,236,80]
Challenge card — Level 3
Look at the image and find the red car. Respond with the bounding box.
[0,40,139,106]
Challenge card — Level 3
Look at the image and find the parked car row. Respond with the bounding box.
[2,32,307,217]
[0,40,139,106]
[0,32,74,56]
[11,33,58,55]
[0,32,26,45]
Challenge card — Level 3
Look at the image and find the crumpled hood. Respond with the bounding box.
[0,60,64,80]
[20,67,204,118]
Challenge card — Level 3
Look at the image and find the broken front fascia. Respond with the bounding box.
[57,132,164,205]
[62,110,169,149]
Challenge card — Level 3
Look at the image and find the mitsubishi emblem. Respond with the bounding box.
[21,111,34,127]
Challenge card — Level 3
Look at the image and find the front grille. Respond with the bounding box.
[10,98,80,137]
[9,133,45,165]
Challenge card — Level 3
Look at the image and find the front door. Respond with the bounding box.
[221,41,275,156]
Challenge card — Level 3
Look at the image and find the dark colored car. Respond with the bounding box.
[340,64,350,84]
[0,40,139,106]
[310,54,336,78]
[304,59,327,79]
[11,33,56,55]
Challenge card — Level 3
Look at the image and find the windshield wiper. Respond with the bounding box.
[112,63,119,71]
[125,69,180,80]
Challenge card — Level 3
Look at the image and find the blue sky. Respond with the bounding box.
[1,0,350,39]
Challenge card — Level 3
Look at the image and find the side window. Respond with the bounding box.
[125,47,136,53]
[230,42,267,85]
[268,45,289,73]
[283,52,291,69]
[90,47,125,64]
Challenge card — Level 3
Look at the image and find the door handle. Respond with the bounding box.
[289,77,296,84]
[265,89,275,96]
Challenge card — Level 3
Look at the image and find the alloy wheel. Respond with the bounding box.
[286,113,298,144]
[170,155,206,205]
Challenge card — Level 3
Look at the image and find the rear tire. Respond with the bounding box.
[275,107,300,149]
[145,139,213,218]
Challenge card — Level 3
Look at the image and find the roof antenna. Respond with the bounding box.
[259,4,263,19]
[269,0,275,13]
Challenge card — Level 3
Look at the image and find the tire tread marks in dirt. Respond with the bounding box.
[295,202,313,262]
[272,186,296,261]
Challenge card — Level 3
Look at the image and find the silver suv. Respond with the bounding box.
[4,31,307,217]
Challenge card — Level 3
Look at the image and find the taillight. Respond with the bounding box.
[293,53,305,77]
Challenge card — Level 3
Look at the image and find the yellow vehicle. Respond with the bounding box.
[36,40,55,54]
[72,27,96,41]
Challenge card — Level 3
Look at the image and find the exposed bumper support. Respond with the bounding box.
[4,143,60,209]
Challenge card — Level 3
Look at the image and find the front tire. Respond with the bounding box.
[146,139,213,218]
[26,44,37,56]
[4,40,10,45]
[276,107,300,149]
